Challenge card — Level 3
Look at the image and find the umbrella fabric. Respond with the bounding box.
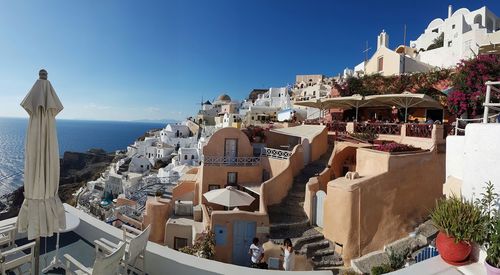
[18,79,66,240]
[365,92,442,122]
[203,186,255,208]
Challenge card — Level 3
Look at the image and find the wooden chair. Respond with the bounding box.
[0,241,36,275]
[99,225,151,275]
[64,241,125,275]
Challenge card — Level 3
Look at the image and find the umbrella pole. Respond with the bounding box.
[405,107,408,123]
[355,107,359,122]
[35,237,40,274]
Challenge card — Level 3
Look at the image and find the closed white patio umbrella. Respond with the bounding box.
[203,186,255,208]
[17,69,66,273]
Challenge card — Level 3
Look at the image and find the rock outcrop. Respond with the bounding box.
[0,149,115,220]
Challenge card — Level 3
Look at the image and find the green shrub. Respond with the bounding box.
[430,196,486,243]
[476,181,500,268]
[387,247,410,270]
[371,264,393,275]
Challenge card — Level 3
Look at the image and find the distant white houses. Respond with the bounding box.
[410,5,500,68]
[176,148,200,166]
[129,155,151,174]
[160,124,191,140]
[348,5,500,75]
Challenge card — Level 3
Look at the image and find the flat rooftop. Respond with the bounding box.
[271,124,325,140]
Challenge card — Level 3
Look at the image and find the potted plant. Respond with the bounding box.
[476,181,500,275]
[430,196,485,265]
[485,217,500,274]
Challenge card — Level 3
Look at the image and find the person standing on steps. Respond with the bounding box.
[281,238,294,271]
[249,237,267,269]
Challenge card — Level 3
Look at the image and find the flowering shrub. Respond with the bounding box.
[448,54,500,117]
[243,126,266,143]
[179,231,216,259]
[334,69,452,102]
[374,142,421,153]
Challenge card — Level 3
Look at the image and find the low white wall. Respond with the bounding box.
[458,124,500,200]
[445,135,465,180]
[64,205,330,275]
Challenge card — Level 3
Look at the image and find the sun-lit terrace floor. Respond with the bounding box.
[15,231,95,275]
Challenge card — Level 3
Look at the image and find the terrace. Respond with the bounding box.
[2,204,330,275]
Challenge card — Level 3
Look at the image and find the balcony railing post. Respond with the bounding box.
[483,83,492,123]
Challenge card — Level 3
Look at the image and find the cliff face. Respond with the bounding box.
[0,149,115,220]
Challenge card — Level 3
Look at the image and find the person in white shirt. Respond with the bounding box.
[281,238,294,271]
[249,237,265,268]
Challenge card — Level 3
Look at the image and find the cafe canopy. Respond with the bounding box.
[293,92,442,122]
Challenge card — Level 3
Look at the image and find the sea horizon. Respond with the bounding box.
[0,117,171,196]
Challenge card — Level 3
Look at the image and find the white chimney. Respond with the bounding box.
[377,30,389,49]
[448,5,453,18]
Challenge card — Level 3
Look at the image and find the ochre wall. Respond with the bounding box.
[259,145,304,212]
[309,127,328,162]
[143,197,172,244]
[323,148,445,263]
[199,165,263,205]
[210,211,269,264]
[173,180,196,202]
[164,221,193,249]
[203,128,253,157]
[199,127,263,205]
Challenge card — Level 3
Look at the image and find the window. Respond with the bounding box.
[452,24,455,29]
[377,56,384,72]
[432,28,439,33]
[174,237,188,250]
[208,184,220,191]
[227,172,237,186]
[191,155,195,160]
[313,91,316,96]
[224,139,238,158]
[184,155,187,160]
[448,41,452,47]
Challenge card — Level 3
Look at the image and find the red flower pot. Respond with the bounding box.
[486,261,500,275]
[436,231,472,265]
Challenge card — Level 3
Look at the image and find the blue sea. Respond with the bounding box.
[0,117,166,196]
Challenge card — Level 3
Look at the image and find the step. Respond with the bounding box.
[313,248,336,258]
[293,234,324,251]
[299,240,330,256]
[312,258,344,268]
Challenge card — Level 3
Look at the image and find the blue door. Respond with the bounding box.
[232,221,256,266]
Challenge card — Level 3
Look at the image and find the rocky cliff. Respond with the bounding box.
[0,149,115,220]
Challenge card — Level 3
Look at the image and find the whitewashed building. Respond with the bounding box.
[160,124,191,140]
[410,5,500,68]
[176,148,200,166]
[129,155,151,174]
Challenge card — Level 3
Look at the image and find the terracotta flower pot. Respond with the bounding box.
[486,261,500,275]
[435,231,472,265]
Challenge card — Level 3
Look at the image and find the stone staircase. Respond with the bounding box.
[267,146,343,270]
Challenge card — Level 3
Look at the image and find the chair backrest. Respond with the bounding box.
[127,225,151,264]
[92,242,126,275]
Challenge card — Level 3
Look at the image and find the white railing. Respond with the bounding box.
[483,81,500,123]
[451,81,500,135]
[453,113,500,135]
[202,156,261,166]
[261,147,292,160]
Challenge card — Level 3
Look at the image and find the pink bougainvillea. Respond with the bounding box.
[374,142,421,153]
[448,55,500,117]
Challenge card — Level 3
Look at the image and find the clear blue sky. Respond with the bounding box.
[1,0,499,121]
